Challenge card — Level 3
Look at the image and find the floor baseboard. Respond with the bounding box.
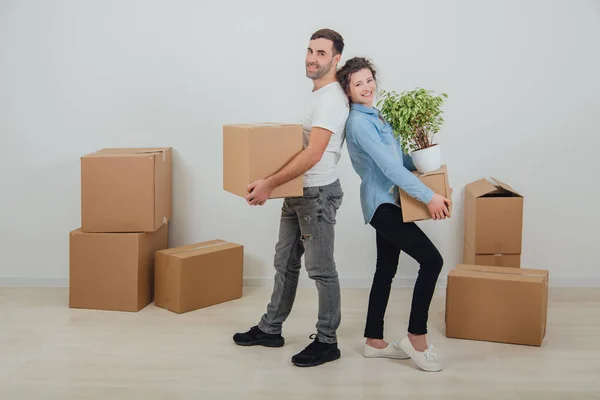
[2,277,599,288]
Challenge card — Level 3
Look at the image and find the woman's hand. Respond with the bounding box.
[427,193,451,220]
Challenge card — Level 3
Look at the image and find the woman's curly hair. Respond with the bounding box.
[336,57,378,99]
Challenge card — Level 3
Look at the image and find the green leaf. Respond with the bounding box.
[378,87,448,151]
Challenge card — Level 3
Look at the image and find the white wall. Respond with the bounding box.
[1,0,599,287]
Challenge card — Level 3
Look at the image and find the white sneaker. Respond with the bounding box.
[399,336,442,372]
[363,341,410,359]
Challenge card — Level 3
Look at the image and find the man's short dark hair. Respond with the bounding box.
[310,28,344,56]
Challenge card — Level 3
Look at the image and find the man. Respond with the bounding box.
[233,28,349,368]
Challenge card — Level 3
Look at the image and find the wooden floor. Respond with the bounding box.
[1,286,599,399]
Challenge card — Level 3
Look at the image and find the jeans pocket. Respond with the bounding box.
[328,194,343,210]
[322,193,343,224]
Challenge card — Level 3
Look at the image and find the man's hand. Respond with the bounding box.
[246,178,274,206]
[244,127,332,207]
[427,193,451,220]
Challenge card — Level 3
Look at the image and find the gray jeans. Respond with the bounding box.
[258,179,343,344]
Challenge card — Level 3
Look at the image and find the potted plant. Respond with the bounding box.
[377,87,448,173]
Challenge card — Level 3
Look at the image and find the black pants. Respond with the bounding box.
[364,203,443,338]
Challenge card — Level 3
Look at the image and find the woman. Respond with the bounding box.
[336,57,450,372]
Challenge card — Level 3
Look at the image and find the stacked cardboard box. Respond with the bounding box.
[446,265,548,346]
[70,125,304,315]
[69,147,173,312]
[463,177,523,268]
[446,177,549,346]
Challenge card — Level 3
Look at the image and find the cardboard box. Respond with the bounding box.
[155,239,243,314]
[463,240,521,268]
[398,165,451,222]
[223,123,303,199]
[464,177,523,255]
[445,264,548,346]
[81,147,172,233]
[69,223,169,312]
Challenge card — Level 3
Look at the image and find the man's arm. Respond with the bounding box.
[268,127,331,188]
[245,127,332,205]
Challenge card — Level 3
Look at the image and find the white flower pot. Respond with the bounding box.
[411,144,441,173]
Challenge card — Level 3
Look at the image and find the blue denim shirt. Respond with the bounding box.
[345,103,434,224]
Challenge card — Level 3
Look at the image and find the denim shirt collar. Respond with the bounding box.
[350,103,379,116]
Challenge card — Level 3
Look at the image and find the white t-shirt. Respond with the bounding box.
[301,81,349,187]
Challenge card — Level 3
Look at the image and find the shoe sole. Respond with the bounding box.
[399,340,442,372]
[233,339,284,348]
[292,349,341,367]
[363,344,410,359]
[363,353,410,360]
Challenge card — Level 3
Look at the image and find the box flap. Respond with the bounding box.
[449,269,546,284]
[83,147,171,158]
[466,177,521,198]
[223,123,302,129]
[249,122,288,127]
[457,264,547,276]
[70,229,143,237]
[415,164,447,178]
[158,240,242,259]
[465,178,498,198]
[490,177,522,196]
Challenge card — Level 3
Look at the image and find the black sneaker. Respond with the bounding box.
[233,325,284,347]
[291,334,341,367]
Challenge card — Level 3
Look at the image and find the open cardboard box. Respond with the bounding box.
[464,177,523,257]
